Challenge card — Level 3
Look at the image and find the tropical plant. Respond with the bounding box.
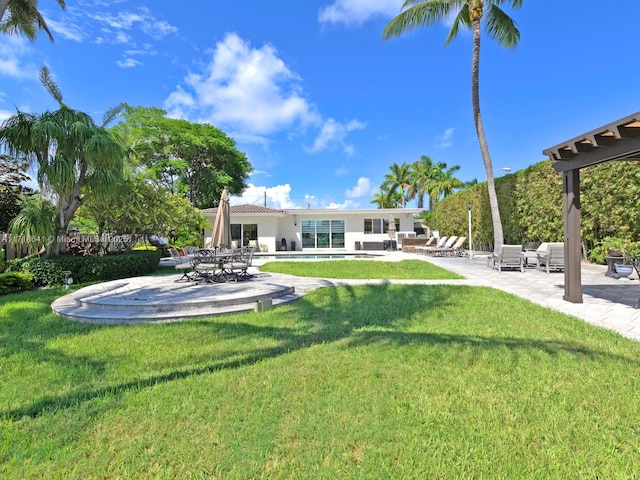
[384,0,524,250]
[370,189,402,209]
[7,194,56,254]
[0,66,126,254]
[381,162,412,208]
[0,0,65,41]
[407,155,436,210]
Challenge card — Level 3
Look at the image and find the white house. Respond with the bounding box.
[202,205,424,252]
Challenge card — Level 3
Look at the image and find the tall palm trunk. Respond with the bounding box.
[471,14,504,250]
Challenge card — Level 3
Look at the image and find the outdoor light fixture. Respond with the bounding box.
[62,270,73,290]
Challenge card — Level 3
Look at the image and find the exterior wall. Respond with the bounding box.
[203,208,422,251]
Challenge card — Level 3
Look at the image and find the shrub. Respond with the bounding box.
[0,271,33,295]
[9,250,162,286]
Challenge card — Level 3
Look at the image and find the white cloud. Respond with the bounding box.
[319,0,403,26]
[45,17,86,42]
[0,109,14,123]
[88,8,177,44]
[0,36,38,80]
[229,183,299,209]
[345,177,373,199]
[435,127,454,148]
[116,58,141,68]
[306,118,366,154]
[164,33,321,138]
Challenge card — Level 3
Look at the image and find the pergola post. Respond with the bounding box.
[563,168,582,303]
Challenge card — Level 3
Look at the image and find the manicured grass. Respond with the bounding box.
[258,259,464,279]
[2,281,640,478]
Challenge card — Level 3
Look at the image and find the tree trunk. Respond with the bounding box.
[471,17,504,250]
[0,0,9,22]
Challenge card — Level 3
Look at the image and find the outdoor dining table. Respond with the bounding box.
[193,248,239,283]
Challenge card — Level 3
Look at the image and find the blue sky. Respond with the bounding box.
[2,0,639,209]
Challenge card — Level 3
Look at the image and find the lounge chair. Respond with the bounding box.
[490,244,524,272]
[413,237,437,254]
[430,236,467,256]
[423,236,457,255]
[537,242,564,273]
[169,247,195,282]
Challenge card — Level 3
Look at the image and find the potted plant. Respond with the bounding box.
[593,237,640,278]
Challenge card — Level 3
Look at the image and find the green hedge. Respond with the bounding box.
[10,250,162,287]
[430,159,640,255]
[0,271,33,296]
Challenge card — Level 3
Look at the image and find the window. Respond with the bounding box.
[301,219,345,249]
[364,218,398,234]
[231,223,257,247]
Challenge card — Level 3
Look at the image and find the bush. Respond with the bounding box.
[0,271,33,295]
[9,250,162,286]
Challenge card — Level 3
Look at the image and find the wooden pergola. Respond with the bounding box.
[543,112,640,303]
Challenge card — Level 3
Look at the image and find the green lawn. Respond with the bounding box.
[1,265,640,478]
[258,259,464,279]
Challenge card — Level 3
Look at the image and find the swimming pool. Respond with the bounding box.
[254,252,379,261]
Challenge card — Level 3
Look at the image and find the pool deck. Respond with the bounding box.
[51,251,640,342]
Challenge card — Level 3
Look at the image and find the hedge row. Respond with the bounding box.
[9,250,162,287]
[430,159,640,253]
[0,271,33,296]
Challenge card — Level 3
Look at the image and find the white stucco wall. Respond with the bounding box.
[203,208,423,251]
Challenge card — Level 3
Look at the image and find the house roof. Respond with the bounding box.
[201,204,285,215]
[201,205,422,216]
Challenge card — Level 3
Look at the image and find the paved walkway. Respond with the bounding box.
[53,251,640,342]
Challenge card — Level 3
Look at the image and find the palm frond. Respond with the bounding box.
[102,103,125,127]
[383,0,460,41]
[445,4,470,45]
[39,66,64,105]
[485,4,520,48]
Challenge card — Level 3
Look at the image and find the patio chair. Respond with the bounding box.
[431,236,467,257]
[169,247,195,282]
[537,242,564,273]
[193,248,223,283]
[414,237,437,254]
[222,246,257,281]
[491,244,524,272]
[423,236,457,255]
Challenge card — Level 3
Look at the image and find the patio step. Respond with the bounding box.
[51,273,297,324]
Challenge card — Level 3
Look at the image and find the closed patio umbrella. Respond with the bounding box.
[208,187,232,249]
[388,214,397,250]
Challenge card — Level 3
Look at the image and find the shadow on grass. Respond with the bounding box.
[2,284,639,421]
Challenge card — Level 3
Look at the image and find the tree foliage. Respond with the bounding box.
[112,105,252,208]
[0,154,32,231]
[76,177,205,249]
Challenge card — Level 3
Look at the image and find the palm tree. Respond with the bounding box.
[371,188,402,209]
[428,161,466,208]
[383,0,523,250]
[381,162,412,208]
[0,66,125,254]
[0,0,66,41]
[408,155,435,210]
